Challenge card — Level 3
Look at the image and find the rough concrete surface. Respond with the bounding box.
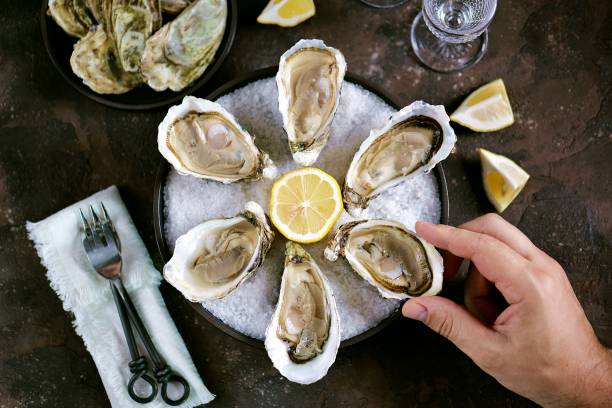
[0,0,610,407]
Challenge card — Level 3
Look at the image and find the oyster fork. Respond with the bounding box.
[80,203,190,405]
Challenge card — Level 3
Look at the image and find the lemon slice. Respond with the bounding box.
[257,0,315,27]
[270,167,343,243]
[478,148,530,212]
[451,79,514,132]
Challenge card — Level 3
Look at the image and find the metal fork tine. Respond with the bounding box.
[89,205,107,245]
[99,202,108,222]
[90,204,101,228]
[100,201,122,251]
[80,209,93,241]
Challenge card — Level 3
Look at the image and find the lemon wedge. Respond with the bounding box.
[478,148,530,212]
[270,167,343,243]
[451,79,514,132]
[257,0,315,27]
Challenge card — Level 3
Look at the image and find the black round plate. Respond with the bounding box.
[152,67,450,348]
[41,0,237,110]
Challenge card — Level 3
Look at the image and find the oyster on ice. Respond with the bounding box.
[158,96,276,182]
[265,242,341,384]
[325,220,443,299]
[164,201,274,301]
[343,101,456,216]
[70,25,143,94]
[277,39,346,166]
[141,0,227,91]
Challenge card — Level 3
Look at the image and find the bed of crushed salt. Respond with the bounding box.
[163,77,441,341]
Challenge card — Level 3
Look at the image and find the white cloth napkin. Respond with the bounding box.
[26,185,214,408]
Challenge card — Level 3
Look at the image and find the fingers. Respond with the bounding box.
[459,214,539,261]
[442,251,463,281]
[403,296,504,363]
[464,264,504,325]
[416,221,532,304]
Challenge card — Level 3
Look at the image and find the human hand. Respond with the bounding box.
[402,214,612,407]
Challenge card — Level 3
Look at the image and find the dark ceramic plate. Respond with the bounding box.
[152,66,450,348]
[40,0,237,110]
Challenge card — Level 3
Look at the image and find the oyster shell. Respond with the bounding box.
[343,101,456,216]
[111,1,157,72]
[325,220,443,299]
[85,0,107,25]
[164,201,274,301]
[158,96,277,182]
[265,242,341,384]
[141,0,227,91]
[47,0,95,38]
[70,25,143,94]
[277,39,346,166]
[161,0,194,14]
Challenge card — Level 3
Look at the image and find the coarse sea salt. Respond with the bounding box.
[163,78,441,341]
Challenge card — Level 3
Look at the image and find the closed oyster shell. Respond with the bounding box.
[342,101,456,216]
[141,0,227,91]
[111,1,156,72]
[47,0,95,38]
[85,0,106,25]
[70,25,142,94]
[158,96,277,183]
[160,0,194,14]
[265,242,341,384]
[277,39,346,166]
[324,219,444,299]
[164,201,274,301]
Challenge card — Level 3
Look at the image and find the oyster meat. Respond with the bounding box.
[141,0,227,91]
[70,25,143,94]
[265,242,341,384]
[158,96,276,182]
[325,220,443,299]
[343,101,456,216]
[164,201,274,301]
[277,39,346,166]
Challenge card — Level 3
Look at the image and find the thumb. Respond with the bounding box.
[403,296,502,361]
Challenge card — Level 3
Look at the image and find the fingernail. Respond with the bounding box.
[403,302,428,322]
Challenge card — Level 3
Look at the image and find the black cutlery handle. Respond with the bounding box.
[127,356,158,404]
[155,365,190,406]
[113,280,190,404]
[110,283,157,404]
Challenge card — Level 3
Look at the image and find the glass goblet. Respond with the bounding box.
[359,0,410,9]
[411,0,497,72]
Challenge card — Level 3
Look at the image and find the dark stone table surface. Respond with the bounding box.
[0,0,610,407]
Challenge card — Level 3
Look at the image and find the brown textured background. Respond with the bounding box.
[0,0,610,407]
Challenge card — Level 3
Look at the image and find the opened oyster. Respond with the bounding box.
[164,201,274,301]
[277,39,346,166]
[343,101,456,216]
[325,220,443,299]
[70,25,143,94]
[158,96,276,182]
[141,0,227,91]
[265,242,340,384]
